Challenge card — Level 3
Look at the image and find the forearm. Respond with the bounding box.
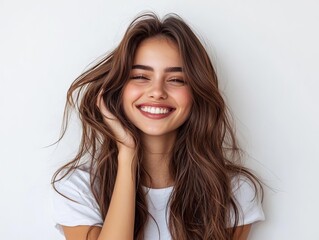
[97,150,136,240]
[233,224,252,240]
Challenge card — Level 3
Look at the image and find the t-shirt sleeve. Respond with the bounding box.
[230,176,265,226]
[51,168,103,234]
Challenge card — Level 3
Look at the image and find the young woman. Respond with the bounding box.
[52,12,264,240]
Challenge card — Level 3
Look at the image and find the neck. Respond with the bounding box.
[141,132,176,189]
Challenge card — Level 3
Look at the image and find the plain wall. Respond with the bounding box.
[1,0,318,239]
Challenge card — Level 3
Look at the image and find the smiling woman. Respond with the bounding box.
[51,12,264,240]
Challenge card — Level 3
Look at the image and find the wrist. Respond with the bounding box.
[118,148,136,167]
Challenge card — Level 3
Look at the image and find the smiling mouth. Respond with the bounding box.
[138,106,175,115]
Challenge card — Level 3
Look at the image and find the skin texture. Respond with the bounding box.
[61,37,253,240]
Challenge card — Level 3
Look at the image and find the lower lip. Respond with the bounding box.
[138,108,175,119]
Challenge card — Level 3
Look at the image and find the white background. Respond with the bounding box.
[1,0,318,239]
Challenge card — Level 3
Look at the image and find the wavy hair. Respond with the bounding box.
[52,12,263,240]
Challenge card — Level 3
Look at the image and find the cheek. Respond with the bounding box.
[177,89,193,112]
[122,83,142,105]
[122,83,144,119]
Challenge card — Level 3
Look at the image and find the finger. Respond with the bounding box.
[96,90,104,109]
[96,91,116,121]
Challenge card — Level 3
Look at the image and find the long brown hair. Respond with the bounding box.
[52,12,263,240]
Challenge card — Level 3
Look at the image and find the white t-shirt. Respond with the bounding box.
[52,167,264,239]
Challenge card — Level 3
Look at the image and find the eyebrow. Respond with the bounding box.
[132,64,183,72]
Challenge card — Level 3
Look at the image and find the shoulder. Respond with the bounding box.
[231,175,259,201]
[51,165,102,230]
[230,175,265,226]
[53,166,92,196]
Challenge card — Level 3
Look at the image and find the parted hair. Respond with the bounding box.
[52,12,263,240]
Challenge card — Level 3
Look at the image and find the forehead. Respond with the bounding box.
[133,37,182,66]
[138,36,177,48]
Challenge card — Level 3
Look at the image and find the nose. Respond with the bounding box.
[147,80,168,100]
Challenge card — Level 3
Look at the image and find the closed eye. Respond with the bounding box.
[168,78,186,85]
[130,74,149,80]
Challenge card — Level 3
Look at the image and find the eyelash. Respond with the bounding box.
[168,78,186,84]
[130,74,149,80]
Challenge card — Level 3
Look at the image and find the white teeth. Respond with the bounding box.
[140,106,171,114]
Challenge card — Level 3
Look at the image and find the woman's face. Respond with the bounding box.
[122,37,192,138]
